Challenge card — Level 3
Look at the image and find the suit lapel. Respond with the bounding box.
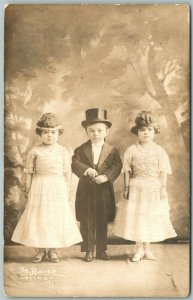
[84,140,94,167]
[98,142,113,168]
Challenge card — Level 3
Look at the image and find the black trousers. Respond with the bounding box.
[80,187,108,255]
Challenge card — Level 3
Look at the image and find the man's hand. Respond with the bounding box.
[94,175,108,184]
[86,168,98,179]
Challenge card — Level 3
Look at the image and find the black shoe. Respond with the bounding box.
[96,251,110,260]
[84,252,93,262]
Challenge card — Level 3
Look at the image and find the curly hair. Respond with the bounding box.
[131,111,160,135]
[35,113,63,136]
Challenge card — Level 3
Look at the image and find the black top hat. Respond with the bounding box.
[131,111,160,134]
[81,108,112,128]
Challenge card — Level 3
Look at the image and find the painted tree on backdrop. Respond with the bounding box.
[4,5,189,242]
[4,72,59,241]
[97,7,189,238]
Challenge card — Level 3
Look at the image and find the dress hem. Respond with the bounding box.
[11,239,83,248]
[112,233,177,243]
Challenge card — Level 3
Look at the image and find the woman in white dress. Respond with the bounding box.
[12,113,82,263]
[113,111,177,262]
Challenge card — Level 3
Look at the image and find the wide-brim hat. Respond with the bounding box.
[81,108,112,128]
[131,111,160,134]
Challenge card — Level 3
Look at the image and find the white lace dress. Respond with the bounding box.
[12,143,82,248]
[113,142,177,242]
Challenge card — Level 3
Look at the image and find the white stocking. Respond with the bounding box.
[135,242,144,254]
[144,242,156,260]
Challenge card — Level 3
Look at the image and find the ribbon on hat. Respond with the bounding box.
[36,125,62,130]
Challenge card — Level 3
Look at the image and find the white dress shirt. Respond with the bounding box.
[84,140,108,181]
[92,141,104,165]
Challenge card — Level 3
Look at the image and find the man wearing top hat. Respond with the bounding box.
[71,108,122,262]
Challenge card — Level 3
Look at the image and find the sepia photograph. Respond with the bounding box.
[4,4,190,297]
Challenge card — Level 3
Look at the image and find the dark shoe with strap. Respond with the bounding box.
[96,251,110,260]
[84,252,93,262]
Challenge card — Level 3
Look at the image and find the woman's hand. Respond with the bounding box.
[123,187,129,199]
[160,186,167,200]
[25,173,32,196]
[22,185,30,199]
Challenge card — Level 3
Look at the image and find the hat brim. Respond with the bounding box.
[131,123,160,135]
[131,126,138,135]
[82,120,112,128]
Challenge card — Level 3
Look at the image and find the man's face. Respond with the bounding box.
[86,123,108,143]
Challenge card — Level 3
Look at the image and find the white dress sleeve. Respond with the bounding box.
[121,146,134,173]
[63,147,71,174]
[24,147,37,174]
[158,146,172,174]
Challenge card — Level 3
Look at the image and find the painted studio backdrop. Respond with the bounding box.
[4,5,189,243]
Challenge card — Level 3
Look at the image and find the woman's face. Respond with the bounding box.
[41,129,59,145]
[137,125,155,143]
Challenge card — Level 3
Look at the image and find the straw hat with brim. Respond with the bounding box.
[81,108,112,128]
[131,111,160,135]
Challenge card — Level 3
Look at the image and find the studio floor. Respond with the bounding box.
[4,243,189,298]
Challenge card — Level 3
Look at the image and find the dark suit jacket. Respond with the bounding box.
[71,140,122,222]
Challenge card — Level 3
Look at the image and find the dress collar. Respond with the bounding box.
[137,141,155,152]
